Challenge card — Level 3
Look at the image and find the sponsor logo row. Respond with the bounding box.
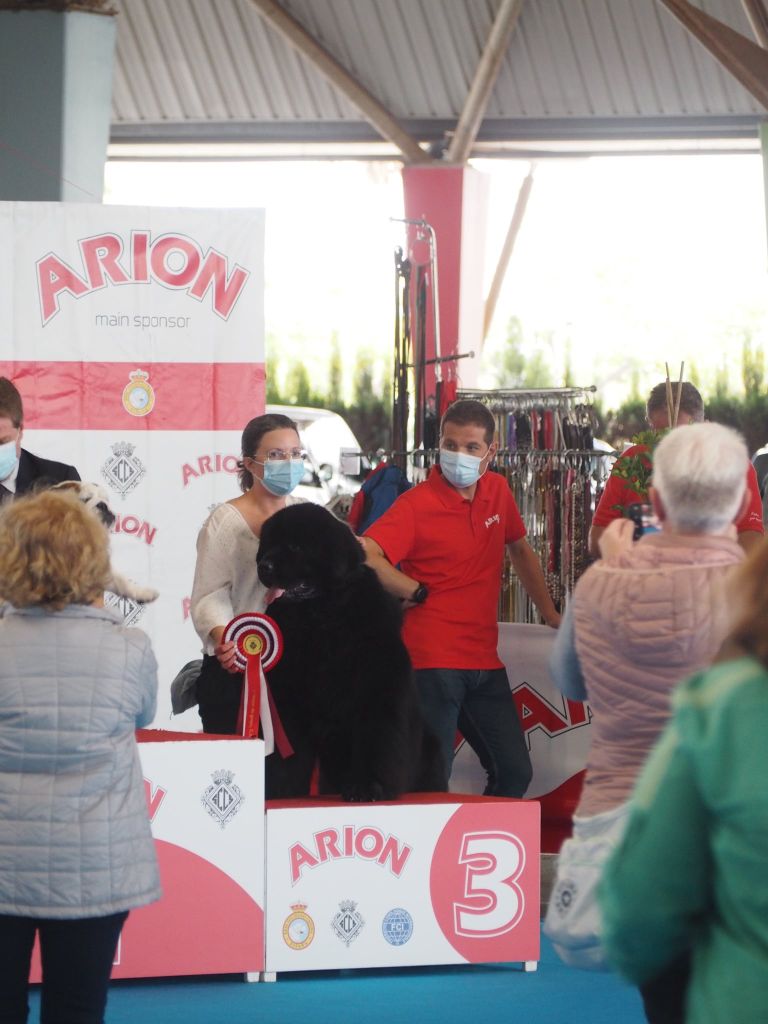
[283,902,413,951]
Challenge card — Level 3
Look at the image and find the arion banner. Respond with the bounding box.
[265,796,540,973]
[450,623,591,848]
[0,202,265,727]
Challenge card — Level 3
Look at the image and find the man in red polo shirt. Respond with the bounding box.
[362,399,561,797]
[589,381,764,558]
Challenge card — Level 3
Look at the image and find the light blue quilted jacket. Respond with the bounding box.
[0,604,161,918]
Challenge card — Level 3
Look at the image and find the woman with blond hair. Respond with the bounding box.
[600,537,768,1023]
[0,490,160,1024]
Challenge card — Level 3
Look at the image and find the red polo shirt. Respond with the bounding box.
[593,444,764,535]
[365,467,526,670]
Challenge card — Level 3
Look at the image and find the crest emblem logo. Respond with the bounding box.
[331,899,365,947]
[104,592,144,626]
[201,769,244,829]
[382,908,413,946]
[553,878,578,917]
[122,369,155,418]
[282,903,315,950]
[102,441,146,499]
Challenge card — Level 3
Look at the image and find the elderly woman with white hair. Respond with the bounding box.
[545,421,749,1024]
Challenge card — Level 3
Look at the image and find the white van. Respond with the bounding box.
[266,405,368,505]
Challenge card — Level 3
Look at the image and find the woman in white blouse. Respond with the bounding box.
[191,413,305,733]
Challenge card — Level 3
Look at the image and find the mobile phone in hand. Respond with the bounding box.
[627,502,660,541]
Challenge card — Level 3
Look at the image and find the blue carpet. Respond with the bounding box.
[30,933,645,1023]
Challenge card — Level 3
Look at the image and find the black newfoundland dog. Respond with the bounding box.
[257,503,446,801]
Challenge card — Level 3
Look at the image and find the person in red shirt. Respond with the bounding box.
[362,399,561,797]
[590,381,764,558]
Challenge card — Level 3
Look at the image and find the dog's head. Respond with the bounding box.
[257,503,364,597]
[50,481,116,530]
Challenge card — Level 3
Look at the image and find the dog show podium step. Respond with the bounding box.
[264,792,540,976]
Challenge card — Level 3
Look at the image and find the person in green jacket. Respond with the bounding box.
[599,538,768,1024]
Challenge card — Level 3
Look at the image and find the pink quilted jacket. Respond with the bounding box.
[572,531,743,816]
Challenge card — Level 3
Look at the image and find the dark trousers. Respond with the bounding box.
[414,667,533,797]
[639,953,691,1024]
[196,654,243,735]
[0,911,128,1024]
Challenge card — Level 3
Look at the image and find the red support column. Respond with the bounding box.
[402,165,489,415]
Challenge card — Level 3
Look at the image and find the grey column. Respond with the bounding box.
[0,7,116,201]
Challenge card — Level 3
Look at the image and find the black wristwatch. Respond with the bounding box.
[411,582,429,605]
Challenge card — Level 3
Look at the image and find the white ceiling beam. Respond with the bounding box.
[246,0,431,164]
[446,0,526,165]
[742,0,768,48]
[658,0,768,110]
[483,165,535,344]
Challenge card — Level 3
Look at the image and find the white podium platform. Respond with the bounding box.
[264,794,540,974]
[30,732,267,982]
[29,738,541,981]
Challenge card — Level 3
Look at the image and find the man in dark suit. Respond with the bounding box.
[0,377,80,503]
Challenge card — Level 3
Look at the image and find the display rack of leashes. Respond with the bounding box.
[458,386,611,622]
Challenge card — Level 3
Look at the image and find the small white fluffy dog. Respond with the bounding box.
[51,481,159,604]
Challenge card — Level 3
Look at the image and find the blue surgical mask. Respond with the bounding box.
[0,439,18,481]
[439,449,485,489]
[259,459,305,497]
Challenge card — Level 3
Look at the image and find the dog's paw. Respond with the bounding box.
[341,780,397,803]
[108,571,159,605]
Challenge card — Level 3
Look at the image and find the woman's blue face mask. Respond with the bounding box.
[256,458,305,497]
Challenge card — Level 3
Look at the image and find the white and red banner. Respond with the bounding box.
[451,623,591,849]
[265,796,540,973]
[0,202,265,727]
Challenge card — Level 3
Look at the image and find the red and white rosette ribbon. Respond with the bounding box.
[223,613,283,753]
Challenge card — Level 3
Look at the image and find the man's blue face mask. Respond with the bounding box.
[439,448,485,489]
[0,438,19,482]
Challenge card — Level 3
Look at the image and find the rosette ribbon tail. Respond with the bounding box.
[240,653,276,753]
[239,653,262,741]
[266,682,294,758]
[241,654,294,757]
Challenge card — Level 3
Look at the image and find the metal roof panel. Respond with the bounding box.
[111,0,766,143]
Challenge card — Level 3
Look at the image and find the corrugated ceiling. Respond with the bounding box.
[110,0,766,147]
